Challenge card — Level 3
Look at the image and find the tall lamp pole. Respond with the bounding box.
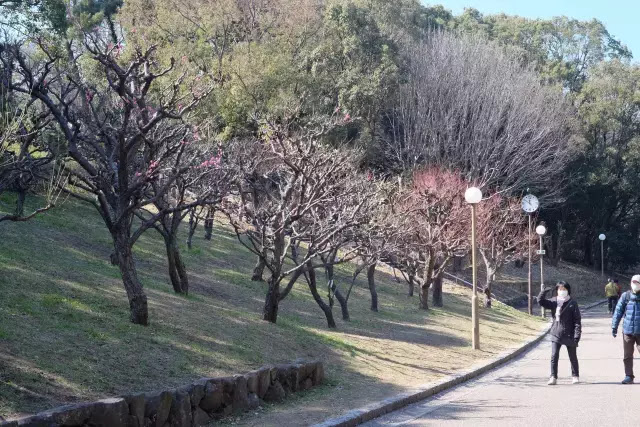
[536,225,547,318]
[599,234,606,277]
[522,194,540,315]
[465,187,483,350]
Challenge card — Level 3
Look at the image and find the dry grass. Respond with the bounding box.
[450,255,610,309]
[494,260,610,305]
[0,194,544,425]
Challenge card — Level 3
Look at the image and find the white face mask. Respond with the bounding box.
[632,283,640,293]
[558,290,569,298]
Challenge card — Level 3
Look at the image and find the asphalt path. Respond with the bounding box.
[363,304,638,427]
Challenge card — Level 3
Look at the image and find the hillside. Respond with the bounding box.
[449,256,610,309]
[0,194,545,425]
[496,260,610,303]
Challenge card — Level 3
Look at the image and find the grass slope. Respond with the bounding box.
[452,255,611,308]
[0,194,544,425]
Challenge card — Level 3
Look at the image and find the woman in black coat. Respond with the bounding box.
[538,281,582,385]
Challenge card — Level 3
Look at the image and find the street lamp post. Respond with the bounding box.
[522,194,540,315]
[465,187,483,351]
[536,225,547,318]
[599,234,606,277]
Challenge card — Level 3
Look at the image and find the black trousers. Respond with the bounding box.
[551,341,579,378]
[608,296,618,313]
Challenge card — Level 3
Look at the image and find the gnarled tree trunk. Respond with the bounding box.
[113,228,149,326]
[187,208,200,250]
[419,279,430,310]
[484,266,496,308]
[263,274,280,323]
[431,268,444,307]
[164,233,189,294]
[419,253,435,310]
[263,231,285,323]
[332,284,349,321]
[325,261,349,321]
[252,257,266,282]
[367,263,378,312]
[15,189,26,217]
[408,275,415,297]
[307,262,336,328]
[204,207,214,241]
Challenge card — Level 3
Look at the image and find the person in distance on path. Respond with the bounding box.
[605,278,619,315]
[538,281,582,385]
[612,275,640,384]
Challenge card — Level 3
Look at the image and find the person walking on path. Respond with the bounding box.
[612,274,640,384]
[538,281,582,385]
[615,279,622,297]
[606,279,619,315]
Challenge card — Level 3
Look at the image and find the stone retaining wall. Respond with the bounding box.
[1,360,324,427]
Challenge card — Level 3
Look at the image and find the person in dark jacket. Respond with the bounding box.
[538,281,582,385]
[612,274,640,384]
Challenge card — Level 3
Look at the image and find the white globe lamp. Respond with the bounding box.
[465,187,482,204]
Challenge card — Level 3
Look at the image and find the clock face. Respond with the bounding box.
[522,194,539,213]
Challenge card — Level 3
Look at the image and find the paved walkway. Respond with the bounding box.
[364,304,637,427]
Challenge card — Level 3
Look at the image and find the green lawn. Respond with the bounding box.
[0,194,545,425]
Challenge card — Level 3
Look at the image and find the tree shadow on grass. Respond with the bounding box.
[0,196,544,424]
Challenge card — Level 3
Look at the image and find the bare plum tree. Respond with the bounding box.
[382,30,576,203]
[226,112,374,325]
[3,30,213,324]
[392,168,470,309]
[476,194,528,307]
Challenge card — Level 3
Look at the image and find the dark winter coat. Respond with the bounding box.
[612,291,640,336]
[538,288,582,347]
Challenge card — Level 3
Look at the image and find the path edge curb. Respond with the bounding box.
[312,298,606,427]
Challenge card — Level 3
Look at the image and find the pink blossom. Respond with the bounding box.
[181,55,188,64]
[177,104,183,110]
[344,113,351,122]
[367,171,373,181]
[109,43,123,59]
[198,150,222,169]
[131,28,137,34]
[144,160,160,177]
[135,172,142,177]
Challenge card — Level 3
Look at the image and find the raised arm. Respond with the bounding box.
[537,287,555,310]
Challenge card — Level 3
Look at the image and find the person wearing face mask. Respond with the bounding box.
[611,275,640,384]
[538,281,582,385]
